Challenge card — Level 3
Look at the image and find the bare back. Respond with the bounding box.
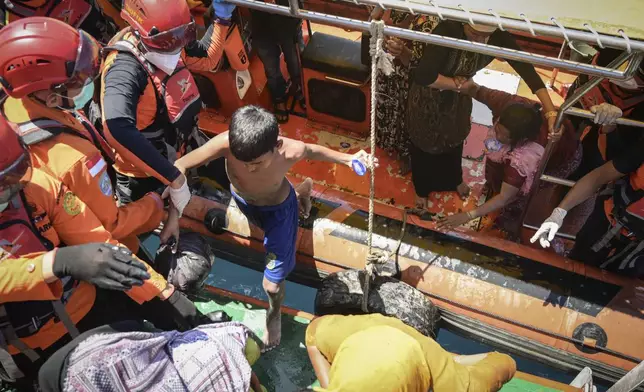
[226,137,304,206]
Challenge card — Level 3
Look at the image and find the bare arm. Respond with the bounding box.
[558,161,625,211]
[303,143,353,167]
[307,345,331,388]
[437,182,519,228]
[174,132,229,173]
[471,182,519,218]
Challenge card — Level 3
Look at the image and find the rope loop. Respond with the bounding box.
[428,0,444,20]
[618,29,632,53]
[457,4,474,26]
[551,17,574,49]
[519,13,536,36]
[488,9,505,31]
[584,23,604,48]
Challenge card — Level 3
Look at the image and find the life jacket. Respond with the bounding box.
[0,193,79,382]
[2,0,90,27]
[593,164,644,271]
[578,78,644,161]
[103,29,202,152]
[2,97,117,186]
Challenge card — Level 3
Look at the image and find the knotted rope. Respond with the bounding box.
[362,22,395,312]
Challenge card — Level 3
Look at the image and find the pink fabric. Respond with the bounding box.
[485,131,544,195]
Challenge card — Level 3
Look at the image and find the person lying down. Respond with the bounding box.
[306,313,517,392]
[38,320,265,392]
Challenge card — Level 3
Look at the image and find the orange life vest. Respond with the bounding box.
[0,194,79,382]
[104,30,202,148]
[3,0,90,27]
[594,164,644,271]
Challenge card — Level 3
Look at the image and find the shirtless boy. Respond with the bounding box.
[174,105,376,349]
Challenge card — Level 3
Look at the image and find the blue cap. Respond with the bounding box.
[352,159,366,176]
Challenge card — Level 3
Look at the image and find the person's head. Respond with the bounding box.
[464,23,497,41]
[0,17,100,111]
[121,0,196,74]
[0,116,31,209]
[494,103,542,146]
[229,105,281,172]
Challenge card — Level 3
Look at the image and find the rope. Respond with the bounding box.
[361,20,394,313]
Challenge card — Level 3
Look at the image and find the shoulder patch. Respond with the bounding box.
[99,171,113,197]
[266,252,277,270]
[62,191,82,216]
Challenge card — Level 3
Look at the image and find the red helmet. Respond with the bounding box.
[0,17,101,98]
[0,116,31,200]
[121,0,196,53]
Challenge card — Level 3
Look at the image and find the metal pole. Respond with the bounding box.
[225,0,641,79]
[564,107,644,128]
[520,52,632,231]
[540,175,575,187]
[523,224,576,240]
[606,360,644,392]
[340,0,644,53]
[287,0,299,16]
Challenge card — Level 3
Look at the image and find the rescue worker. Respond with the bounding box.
[531,134,644,278]
[567,48,644,180]
[0,0,125,42]
[0,16,163,253]
[100,0,235,214]
[0,115,225,390]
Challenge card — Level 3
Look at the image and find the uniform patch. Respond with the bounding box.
[62,192,82,216]
[266,252,277,270]
[99,171,113,197]
[86,155,106,178]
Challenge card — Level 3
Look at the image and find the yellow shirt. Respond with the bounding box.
[306,314,516,392]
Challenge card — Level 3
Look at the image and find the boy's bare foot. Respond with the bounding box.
[457,182,471,200]
[262,309,282,352]
[295,178,313,219]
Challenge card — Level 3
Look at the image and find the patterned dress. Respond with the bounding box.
[374,12,439,159]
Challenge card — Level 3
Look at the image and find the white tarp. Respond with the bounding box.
[471,68,521,126]
[407,0,644,40]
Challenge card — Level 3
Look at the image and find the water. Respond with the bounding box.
[141,234,610,391]
[208,258,614,391]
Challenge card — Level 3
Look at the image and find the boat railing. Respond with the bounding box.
[226,0,644,242]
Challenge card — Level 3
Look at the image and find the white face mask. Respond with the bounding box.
[143,50,182,75]
[609,77,643,91]
[0,202,8,212]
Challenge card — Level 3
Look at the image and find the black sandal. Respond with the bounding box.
[274,102,289,124]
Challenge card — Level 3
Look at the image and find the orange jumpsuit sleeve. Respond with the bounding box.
[61,152,165,242]
[24,171,169,304]
[183,22,229,72]
[0,251,63,303]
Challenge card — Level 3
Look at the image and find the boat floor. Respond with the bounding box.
[197,23,582,250]
[193,288,579,392]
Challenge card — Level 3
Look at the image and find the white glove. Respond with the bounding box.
[529,207,568,249]
[590,103,622,125]
[167,180,191,217]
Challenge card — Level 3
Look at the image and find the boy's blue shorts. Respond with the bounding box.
[231,186,298,284]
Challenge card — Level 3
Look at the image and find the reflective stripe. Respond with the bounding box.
[0,337,24,382]
[0,306,39,362]
[143,129,166,139]
[619,240,644,270]
[600,241,637,269]
[17,119,64,133]
[592,222,623,252]
[170,95,200,123]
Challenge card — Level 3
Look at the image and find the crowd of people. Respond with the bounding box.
[0,0,642,390]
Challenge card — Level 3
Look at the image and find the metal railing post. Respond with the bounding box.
[225,0,642,78]
[520,52,639,238]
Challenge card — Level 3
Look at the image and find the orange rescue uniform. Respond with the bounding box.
[2,167,170,353]
[2,96,164,251]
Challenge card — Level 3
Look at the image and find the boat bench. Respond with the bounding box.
[300,32,371,137]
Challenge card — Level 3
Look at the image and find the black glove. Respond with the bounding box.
[53,243,150,291]
[167,290,231,330]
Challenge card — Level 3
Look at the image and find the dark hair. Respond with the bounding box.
[229,105,279,162]
[499,103,542,146]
